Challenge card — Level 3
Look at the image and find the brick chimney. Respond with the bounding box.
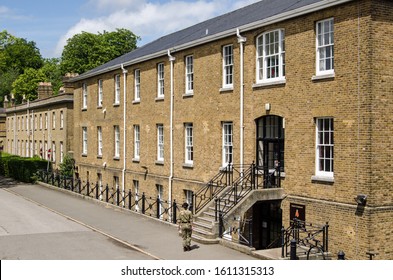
[37,82,53,99]
[62,73,79,94]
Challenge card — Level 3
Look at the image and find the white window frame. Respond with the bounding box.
[114,74,121,105]
[316,18,334,76]
[222,122,233,166]
[82,127,88,155]
[97,126,103,157]
[315,118,334,178]
[52,111,56,129]
[185,123,193,164]
[134,69,140,101]
[39,114,42,130]
[114,125,120,158]
[52,141,56,162]
[157,63,164,98]
[98,79,103,107]
[60,111,64,129]
[157,124,164,162]
[222,45,233,88]
[82,83,88,109]
[60,142,64,163]
[185,55,194,94]
[45,113,48,130]
[256,29,285,83]
[134,125,140,160]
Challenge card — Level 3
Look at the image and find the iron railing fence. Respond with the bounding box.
[38,170,180,224]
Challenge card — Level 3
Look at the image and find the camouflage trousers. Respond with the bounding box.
[181,226,192,247]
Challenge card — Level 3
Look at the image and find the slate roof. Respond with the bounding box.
[72,0,352,81]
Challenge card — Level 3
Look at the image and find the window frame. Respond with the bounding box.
[316,18,334,76]
[222,122,233,166]
[157,63,165,98]
[114,74,121,105]
[134,125,140,160]
[114,125,120,158]
[97,126,103,157]
[98,79,103,107]
[185,123,194,165]
[185,55,194,94]
[82,83,88,109]
[134,69,141,101]
[256,29,285,83]
[157,124,164,162]
[315,117,334,178]
[82,127,88,155]
[222,45,234,88]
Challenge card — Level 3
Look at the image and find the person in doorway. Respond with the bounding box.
[178,202,193,251]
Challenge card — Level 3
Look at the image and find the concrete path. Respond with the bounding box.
[0,176,257,260]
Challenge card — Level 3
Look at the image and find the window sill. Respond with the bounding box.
[113,103,120,107]
[155,160,164,166]
[183,93,194,98]
[155,97,164,102]
[97,155,102,159]
[253,79,286,88]
[132,100,140,104]
[81,108,87,111]
[113,156,120,161]
[183,163,194,169]
[132,158,140,163]
[312,73,335,81]
[220,87,233,93]
[81,154,87,157]
[97,106,103,109]
[311,175,334,183]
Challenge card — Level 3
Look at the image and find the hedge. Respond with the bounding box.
[0,153,50,183]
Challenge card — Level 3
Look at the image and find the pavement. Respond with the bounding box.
[0,176,259,260]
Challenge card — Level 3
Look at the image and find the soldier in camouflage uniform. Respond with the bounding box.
[178,202,193,251]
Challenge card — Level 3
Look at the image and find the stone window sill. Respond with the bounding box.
[312,73,335,81]
[311,175,334,183]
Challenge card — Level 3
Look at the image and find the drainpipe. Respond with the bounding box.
[237,29,247,170]
[167,50,176,208]
[121,64,128,206]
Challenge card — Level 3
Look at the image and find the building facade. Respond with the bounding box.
[70,0,393,259]
[4,82,74,169]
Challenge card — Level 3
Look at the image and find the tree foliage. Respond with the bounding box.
[60,28,140,75]
[11,68,46,103]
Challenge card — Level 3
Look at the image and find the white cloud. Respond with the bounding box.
[55,0,260,57]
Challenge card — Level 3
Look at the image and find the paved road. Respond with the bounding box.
[0,177,257,260]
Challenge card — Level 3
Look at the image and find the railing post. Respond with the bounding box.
[95,183,99,199]
[337,250,345,260]
[172,200,177,224]
[105,184,109,202]
[117,188,120,206]
[86,181,90,196]
[142,193,146,214]
[281,226,285,258]
[128,189,132,210]
[51,173,54,185]
[249,219,253,248]
[290,239,297,260]
[218,212,223,237]
[325,222,329,252]
[215,198,219,222]
[156,195,160,219]
[192,193,196,215]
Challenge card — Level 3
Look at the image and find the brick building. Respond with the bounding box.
[70,0,393,259]
[4,81,74,169]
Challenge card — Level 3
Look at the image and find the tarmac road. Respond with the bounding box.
[0,177,257,260]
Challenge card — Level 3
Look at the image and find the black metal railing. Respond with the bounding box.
[280,219,329,260]
[37,170,180,224]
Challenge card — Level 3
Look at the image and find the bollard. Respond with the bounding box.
[337,250,345,260]
[290,239,297,260]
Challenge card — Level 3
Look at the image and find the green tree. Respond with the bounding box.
[11,68,46,103]
[59,153,74,177]
[0,30,43,73]
[60,28,140,75]
[40,58,63,94]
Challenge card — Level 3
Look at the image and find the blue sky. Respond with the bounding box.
[0,0,259,58]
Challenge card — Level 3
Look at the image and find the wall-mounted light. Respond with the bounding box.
[265,103,271,111]
[355,194,367,206]
[103,162,107,168]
